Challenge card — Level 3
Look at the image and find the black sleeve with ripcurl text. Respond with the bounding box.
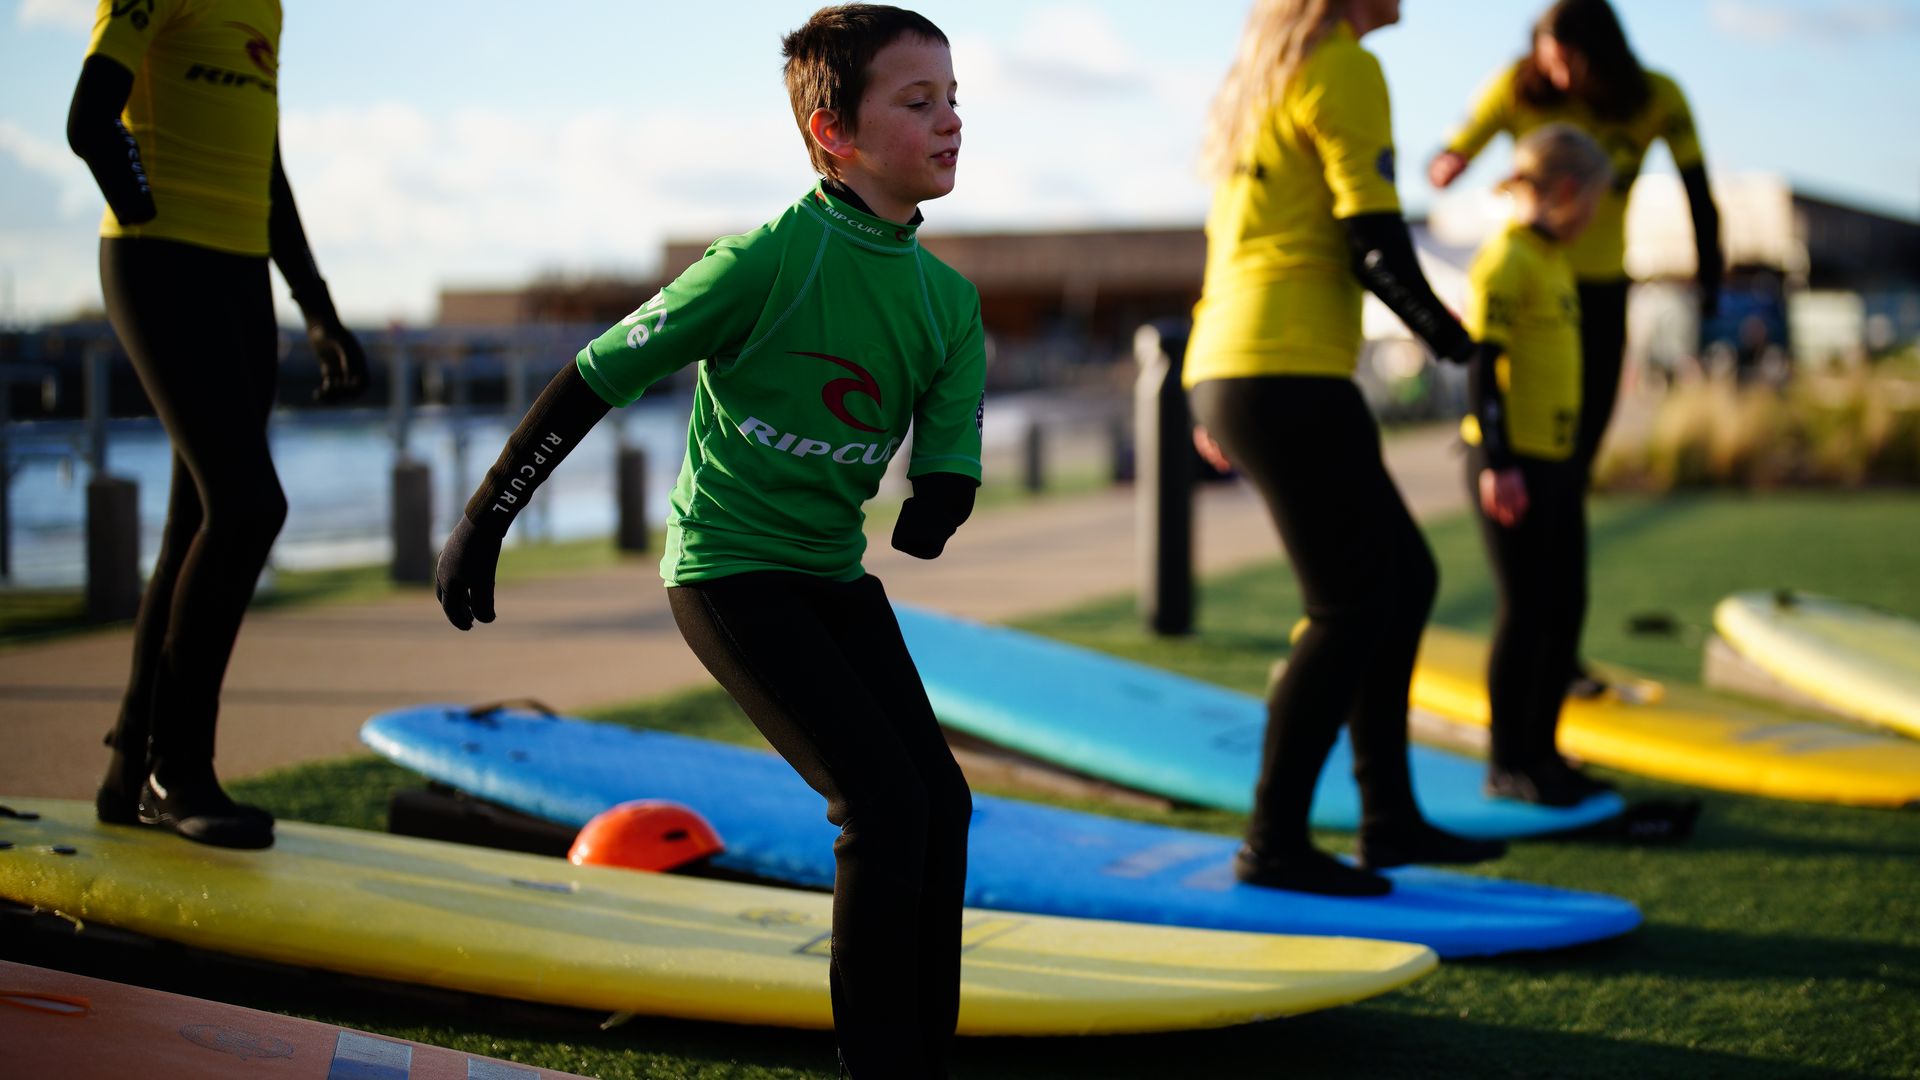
[67,54,155,227]
[465,362,612,539]
[1342,212,1474,364]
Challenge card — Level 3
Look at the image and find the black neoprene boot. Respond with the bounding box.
[95,746,147,825]
[1356,820,1506,870]
[1234,843,1391,897]
[137,758,274,849]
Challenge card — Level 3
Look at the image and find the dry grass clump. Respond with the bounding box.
[1598,369,1920,490]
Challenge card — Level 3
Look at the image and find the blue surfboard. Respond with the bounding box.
[363,705,1641,958]
[891,604,1625,838]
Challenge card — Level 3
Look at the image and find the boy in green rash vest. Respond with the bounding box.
[434,6,982,1076]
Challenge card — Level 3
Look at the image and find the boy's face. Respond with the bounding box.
[841,35,961,212]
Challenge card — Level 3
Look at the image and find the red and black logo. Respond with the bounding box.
[793,351,885,433]
[226,21,277,76]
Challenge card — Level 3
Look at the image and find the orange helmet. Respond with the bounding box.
[568,800,725,873]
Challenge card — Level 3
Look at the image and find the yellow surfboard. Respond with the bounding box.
[0,800,1434,1035]
[1409,628,1920,808]
[1714,591,1920,742]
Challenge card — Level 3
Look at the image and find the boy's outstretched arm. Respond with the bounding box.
[436,362,610,629]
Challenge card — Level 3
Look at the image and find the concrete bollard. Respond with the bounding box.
[616,444,650,552]
[85,474,141,621]
[1023,419,1046,494]
[1133,320,1194,636]
[391,458,434,584]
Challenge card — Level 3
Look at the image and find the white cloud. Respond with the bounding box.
[1708,0,1920,42]
[279,100,815,323]
[0,119,100,216]
[18,0,94,34]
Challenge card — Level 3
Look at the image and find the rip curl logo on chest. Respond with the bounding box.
[793,351,886,433]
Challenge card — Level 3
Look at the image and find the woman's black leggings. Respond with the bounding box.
[669,571,970,1080]
[1189,376,1434,849]
[1570,278,1630,666]
[101,237,286,764]
[1466,447,1588,770]
[1573,279,1630,484]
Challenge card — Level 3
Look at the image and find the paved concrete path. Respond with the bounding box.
[0,424,1470,799]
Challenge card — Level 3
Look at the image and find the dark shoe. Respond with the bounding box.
[1357,821,1507,870]
[1486,762,1596,808]
[1544,756,1614,799]
[1234,844,1391,897]
[95,749,146,826]
[137,763,274,850]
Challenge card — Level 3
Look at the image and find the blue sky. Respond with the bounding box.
[3,0,1917,324]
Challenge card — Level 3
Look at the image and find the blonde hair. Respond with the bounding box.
[1199,0,1341,181]
[1500,122,1612,197]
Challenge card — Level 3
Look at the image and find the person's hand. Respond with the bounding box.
[1429,150,1468,189]
[436,517,502,631]
[309,317,368,403]
[1478,467,1528,527]
[1193,424,1232,473]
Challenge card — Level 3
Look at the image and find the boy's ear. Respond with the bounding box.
[807,107,858,170]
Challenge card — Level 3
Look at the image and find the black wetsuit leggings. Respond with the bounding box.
[669,571,970,1080]
[1466,447,1587,770]
[1571,279,1630,665]
[1573,279,1629,482]
[101,237,286,764]
[1189,376,1433,848]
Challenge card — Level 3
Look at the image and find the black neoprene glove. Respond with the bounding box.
[436,516,503,631]
[891,472,978,559]
[305,306,368,403]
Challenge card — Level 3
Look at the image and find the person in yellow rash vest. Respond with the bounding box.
[1460,124,1615,807]
[1431,0,1722,698]
[69,0,367,850]
[1186,0,1507,897]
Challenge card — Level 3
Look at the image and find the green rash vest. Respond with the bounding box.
[576,184,987,586]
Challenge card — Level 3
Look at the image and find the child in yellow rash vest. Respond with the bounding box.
[1460,123,1614,807]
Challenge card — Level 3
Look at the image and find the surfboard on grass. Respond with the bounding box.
[888,604,1625,837]
[1410,626,1920,808]
[0,958,584,1080]
[0,799,1434,1035]
[1714,590,1920,742]
[363,706,1643,958]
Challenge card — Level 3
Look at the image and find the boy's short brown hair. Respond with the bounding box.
[781,4,949,179]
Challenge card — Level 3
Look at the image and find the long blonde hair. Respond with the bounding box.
[1199,0,1342,181]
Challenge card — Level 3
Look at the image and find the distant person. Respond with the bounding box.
[433,6,982,1075]
[1461,124,1615,805]
[70,0,366,849]
[1186,0,1507,897]
[1430,0,1722,696]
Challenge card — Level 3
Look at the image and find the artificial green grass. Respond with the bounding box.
[26,491,1920,1077]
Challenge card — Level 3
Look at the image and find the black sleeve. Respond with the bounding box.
[890,471,978,559]
[1680,164,1723,318]
[66,54,156,226]
[268,140,338,325]
[465,362,613,539]
[1343,212,1474,363]
[1466,342,1514,469]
